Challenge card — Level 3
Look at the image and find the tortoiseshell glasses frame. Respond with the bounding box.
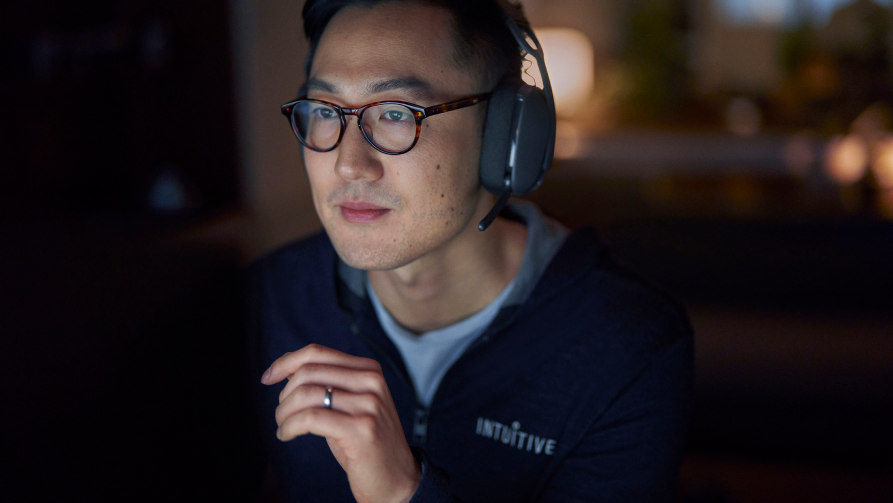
[280,93,491,155]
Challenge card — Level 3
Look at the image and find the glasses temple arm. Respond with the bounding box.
[424,93,492,117]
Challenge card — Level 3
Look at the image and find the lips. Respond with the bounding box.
[338,201,390,223]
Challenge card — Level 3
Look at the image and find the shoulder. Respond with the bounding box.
[247,230,336,307]
[250,230,332,279]
[534,227,693,357]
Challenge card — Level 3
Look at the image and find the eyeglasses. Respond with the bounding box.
[280,93,490,155]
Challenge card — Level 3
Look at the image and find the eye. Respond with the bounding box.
[307,104,337,120]
[379,107,413,122]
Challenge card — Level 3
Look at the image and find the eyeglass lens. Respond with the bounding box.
[291,101,418,153]
[292,102,341,151]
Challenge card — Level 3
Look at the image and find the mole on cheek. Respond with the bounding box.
[436,164,440,170]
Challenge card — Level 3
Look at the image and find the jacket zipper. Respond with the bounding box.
[351,305,520,449]
[351,320,431,447]
[412,407,429,447]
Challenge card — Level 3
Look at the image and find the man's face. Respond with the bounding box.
[304,2,491,270]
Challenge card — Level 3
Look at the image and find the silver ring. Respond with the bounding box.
[323,386,333,409]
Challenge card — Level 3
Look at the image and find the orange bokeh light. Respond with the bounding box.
[871,136,893,189]
[534,28,595,118]
[824,134,868,184]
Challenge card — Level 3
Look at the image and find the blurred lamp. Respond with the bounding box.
[534,28,595,118]
[825,134,868,184]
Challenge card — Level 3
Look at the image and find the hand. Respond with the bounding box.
[261,344,421,503]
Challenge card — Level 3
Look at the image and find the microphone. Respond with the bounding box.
[478,177,512,231]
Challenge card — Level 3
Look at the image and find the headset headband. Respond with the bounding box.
[503,19,556,177]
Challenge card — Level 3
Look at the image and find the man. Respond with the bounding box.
[247,0,693,501]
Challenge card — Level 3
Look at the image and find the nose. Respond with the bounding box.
[334,116,384,183]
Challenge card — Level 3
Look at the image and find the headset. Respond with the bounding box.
[477,8,556,230]
[294,2,556,232]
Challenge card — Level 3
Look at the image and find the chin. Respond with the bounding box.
[332,241,413,271]
[326,226,410,271]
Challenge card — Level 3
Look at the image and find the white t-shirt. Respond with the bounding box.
[367,277,515,406]
[363,202,569,406]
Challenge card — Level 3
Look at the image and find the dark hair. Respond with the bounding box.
[301,0,524,91]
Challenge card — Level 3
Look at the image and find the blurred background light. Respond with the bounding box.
[534,27,595,118]
[872,136,893,189]
[825,134,869,184]
[554,120,584,159]
[720,0,893,25]
[720,0,795,25]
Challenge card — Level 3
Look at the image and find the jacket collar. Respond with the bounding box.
[333,225,607,324]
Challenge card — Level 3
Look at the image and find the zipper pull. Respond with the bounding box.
[413,407,428,446]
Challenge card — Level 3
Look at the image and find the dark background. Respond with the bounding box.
[2,0,892,501]
[1,1,263,501]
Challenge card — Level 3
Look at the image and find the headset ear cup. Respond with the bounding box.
[480,82,520,194]
[509,84,551,194]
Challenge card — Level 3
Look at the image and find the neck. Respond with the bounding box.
[368,198,527,334]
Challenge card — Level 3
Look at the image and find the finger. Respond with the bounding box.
[277,406,379,443]
[262,344,380,385]
[278,363,388,403]
[275,384,383,426]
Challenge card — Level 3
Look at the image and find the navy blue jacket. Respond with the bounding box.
[247,227,693,502]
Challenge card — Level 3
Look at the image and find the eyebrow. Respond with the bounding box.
[305,77,338,94]
[365,77,433,100]
[305,76,434,102]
